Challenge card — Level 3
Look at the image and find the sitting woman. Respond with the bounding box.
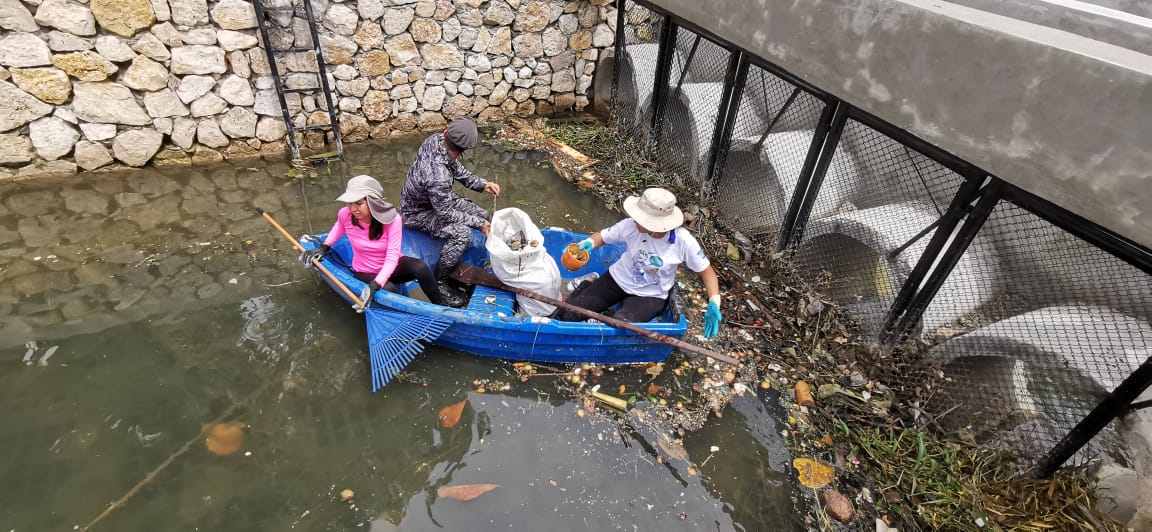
[552,187,724,338]
[301,175,465,309]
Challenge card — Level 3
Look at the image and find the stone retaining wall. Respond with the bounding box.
[0,0,616,178]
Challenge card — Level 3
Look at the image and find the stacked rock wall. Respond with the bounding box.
[0,0,617,178]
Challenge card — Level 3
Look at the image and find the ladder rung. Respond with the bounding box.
[283,87,320,93]
[262,6,296,12]
[271,47,315,53]
[295,124,333,132]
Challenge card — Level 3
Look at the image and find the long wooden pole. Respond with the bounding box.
[451,263,738,366]
[256,207,364,307]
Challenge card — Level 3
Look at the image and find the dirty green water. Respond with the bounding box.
[0,136,801,531]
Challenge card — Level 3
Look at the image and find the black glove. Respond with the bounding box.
[354,281,380,313]
[300,244,330,267]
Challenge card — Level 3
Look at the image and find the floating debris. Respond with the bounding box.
[438,400,468,429]
[203,421,245,456]
[436,483,500,501]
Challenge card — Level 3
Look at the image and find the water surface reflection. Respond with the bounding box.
[0,136,800,530]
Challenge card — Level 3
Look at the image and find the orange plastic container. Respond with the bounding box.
[561,243,590,271]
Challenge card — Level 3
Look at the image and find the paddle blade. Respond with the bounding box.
[365,309,452,393]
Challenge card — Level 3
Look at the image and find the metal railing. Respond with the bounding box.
[611,0,1152,475]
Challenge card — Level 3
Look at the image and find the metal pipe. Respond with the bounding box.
[251,0,300,160]
[754,87,801,152]
[776,100,848,250]
[892,181,1001,339]
[610,0,627,123]
[1033,356,1152,478]
[881,177,986,341]
[774,101,837,250]
[302,0,343,158]
[703,51,748,195]
[648,20,678,145]
[672,34,701,97]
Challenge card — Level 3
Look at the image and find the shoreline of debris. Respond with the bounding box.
[484,117,1123,531]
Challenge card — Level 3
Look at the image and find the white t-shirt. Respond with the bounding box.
[602,218,711,299]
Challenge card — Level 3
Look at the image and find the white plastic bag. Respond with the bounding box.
[485,208,561,317]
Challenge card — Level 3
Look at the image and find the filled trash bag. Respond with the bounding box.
[485,208,562,317]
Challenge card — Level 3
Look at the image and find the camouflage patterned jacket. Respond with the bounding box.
[399,133,489,229]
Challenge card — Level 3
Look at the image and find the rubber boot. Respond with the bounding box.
[437,284,466,308]
[435,263,468,308]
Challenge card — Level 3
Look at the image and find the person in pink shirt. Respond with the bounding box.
[301,175,466,309]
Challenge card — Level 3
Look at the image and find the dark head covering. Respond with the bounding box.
[445,117,478,150]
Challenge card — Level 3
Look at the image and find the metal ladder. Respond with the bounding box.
[252,0,344,162]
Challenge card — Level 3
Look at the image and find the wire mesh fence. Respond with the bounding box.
[790,117,971,338]
[708,65,826,244]
[922,201,1152,465]
[611,0,1152,472]
[612,2,665,143]
[648,30,732,184]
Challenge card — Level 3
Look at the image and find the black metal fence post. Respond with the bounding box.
[776,100,848,251]
[891,180,1002,339]
[881,176,987,343]
[648,21,677,146]
[610,0,627,122]
[1033,357,1152,478]
[702,51,748,196]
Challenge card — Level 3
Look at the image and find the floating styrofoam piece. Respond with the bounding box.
[795,201,1001,336]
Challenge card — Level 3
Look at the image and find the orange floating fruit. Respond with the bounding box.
[203,421,246,456]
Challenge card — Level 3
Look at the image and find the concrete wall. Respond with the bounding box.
[0,0,617,178]
[647,0,1152,250]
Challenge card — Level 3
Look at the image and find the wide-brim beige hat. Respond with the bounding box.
[335,175,396,224]
[623,187,684,233]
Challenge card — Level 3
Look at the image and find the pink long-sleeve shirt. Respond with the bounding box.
[323,207,403,286]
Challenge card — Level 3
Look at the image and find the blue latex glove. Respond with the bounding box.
[354,281,380,313]
[703,295,722,339]
[300,243,330,267]
[577,239,594,253]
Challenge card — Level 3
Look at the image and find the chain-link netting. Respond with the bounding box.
[790,118,970,338]
[648,30,732,184]
[610,0,1152,470]
[922,201,1152,465]
[708,65,826,244]
[612,1,665,142]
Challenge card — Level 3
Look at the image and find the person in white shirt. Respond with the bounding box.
[553,188,724,337]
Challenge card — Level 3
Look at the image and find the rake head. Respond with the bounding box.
[365,309,453,392]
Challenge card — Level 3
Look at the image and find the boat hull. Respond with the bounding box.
[303,226,688,364]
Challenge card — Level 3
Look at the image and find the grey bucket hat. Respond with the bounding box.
[335,175,397,224]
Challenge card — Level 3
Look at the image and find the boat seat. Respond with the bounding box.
[466,285,517,317]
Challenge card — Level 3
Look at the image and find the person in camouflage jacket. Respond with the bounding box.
[400,117,501,281]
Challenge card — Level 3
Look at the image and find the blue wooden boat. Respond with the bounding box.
[300,227,688,366]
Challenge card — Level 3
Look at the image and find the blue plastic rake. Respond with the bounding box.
[365,308,452,392]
